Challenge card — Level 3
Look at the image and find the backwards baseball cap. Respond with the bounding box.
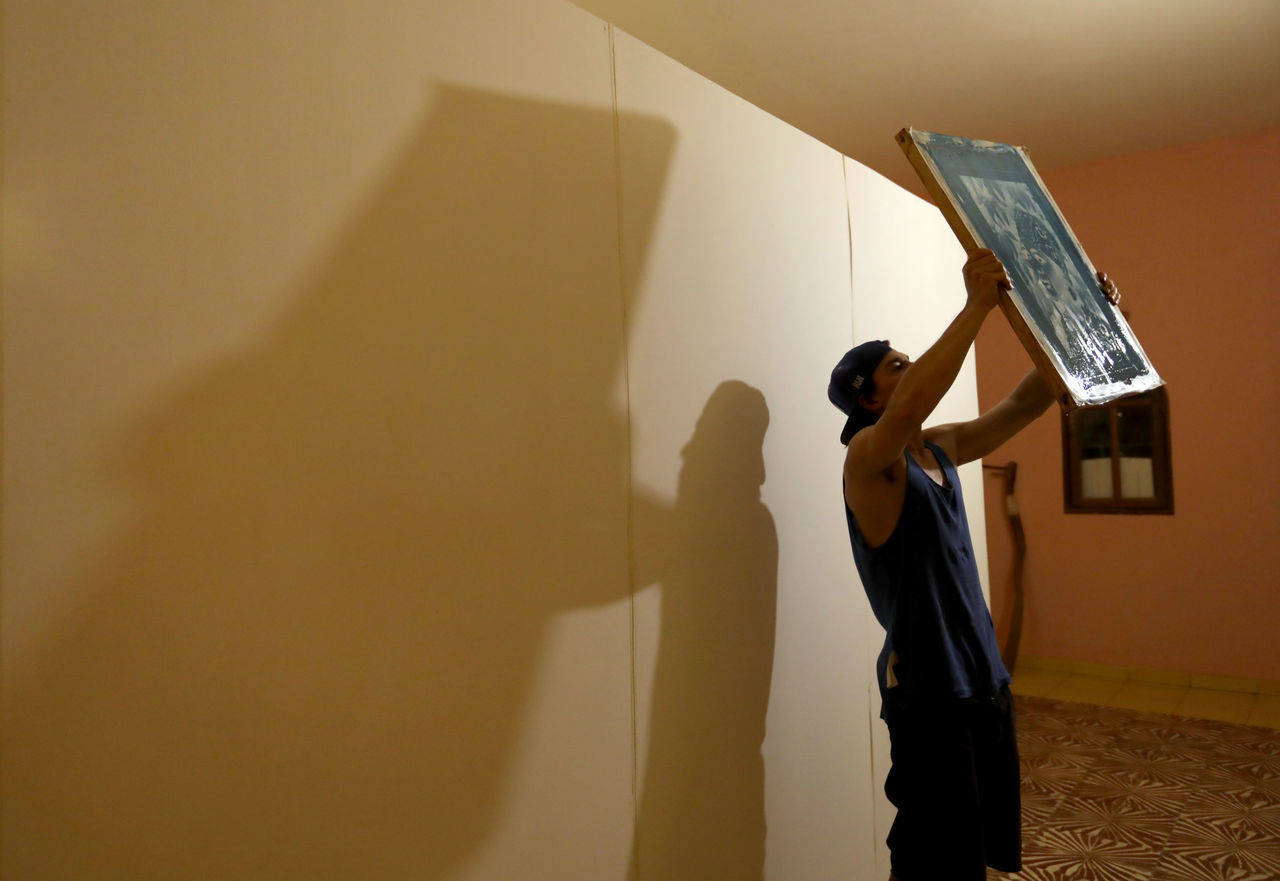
[828,340,891,445]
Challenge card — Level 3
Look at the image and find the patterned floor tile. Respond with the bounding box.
[1048,795,1176,856]
[1015,846,1156,880]
[1176,787,1280,840]
[985,696,1280,881]
[1072,767,1189,817]
[1021,758,1091,801]
[1020,735,1100,769]
[1201,755,1280,797]
[1089,745,1205,786]
[1155,828,1280,880]
[1021,790,1064,828]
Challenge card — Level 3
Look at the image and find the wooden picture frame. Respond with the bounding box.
[896,128,1163,410]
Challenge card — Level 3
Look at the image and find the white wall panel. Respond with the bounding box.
[613,31,877,881]
[843,157,990,600]
[844,156,992,878]
[3,3,635,880]
[5,2,995,879]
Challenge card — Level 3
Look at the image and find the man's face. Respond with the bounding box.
[862,349,911,412]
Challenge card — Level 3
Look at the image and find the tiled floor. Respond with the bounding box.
[983,682,1280,880]
[1010,668,1280,729]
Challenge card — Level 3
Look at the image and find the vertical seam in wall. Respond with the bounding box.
[843,153,884,873]
[607,23,642,881]
[0,0,7,810]
[841,155,856,342]
[866,612,884,874]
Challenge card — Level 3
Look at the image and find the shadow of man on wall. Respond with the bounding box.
[631,380,778,881]
[4,84,673,881]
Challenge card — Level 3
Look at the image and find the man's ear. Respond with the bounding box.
[858,390,881,412]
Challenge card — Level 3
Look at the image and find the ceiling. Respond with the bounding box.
[573,0,1280,196]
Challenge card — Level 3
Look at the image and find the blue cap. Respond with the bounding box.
[828,340,891,445]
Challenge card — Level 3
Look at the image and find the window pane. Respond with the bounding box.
[1073,408,1113,498]
[1074,408,1112,459]
[1081,459,1113,498]
[1117,405,1154,458]
[1120,457,1155,497]
[1116,405,1156,498]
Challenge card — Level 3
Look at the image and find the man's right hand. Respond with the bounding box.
[963,248,1012,312]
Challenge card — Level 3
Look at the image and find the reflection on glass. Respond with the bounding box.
[1117,406,1155,497]
[1075,408,1112,498]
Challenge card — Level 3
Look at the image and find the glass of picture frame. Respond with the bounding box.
[897,127,1164,410]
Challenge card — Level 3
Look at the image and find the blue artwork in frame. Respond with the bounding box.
[897,128,1163,408]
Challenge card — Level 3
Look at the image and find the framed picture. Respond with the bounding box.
[896,127,1163,409]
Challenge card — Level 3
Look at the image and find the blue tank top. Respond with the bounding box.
[844,442,1009,709]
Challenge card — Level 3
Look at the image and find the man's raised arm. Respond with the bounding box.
[925,269,1122,466]
[848,249,1010,475]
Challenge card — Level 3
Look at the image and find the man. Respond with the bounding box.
[828,249,1118,880]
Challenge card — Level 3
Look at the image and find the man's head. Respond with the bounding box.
[829,340,891,445]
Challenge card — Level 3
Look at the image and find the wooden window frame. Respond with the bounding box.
[1062,387,1173,514]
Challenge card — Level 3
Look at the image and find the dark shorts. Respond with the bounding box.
[883,684,1021,880]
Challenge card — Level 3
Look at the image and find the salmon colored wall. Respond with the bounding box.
[977,127,1280,682]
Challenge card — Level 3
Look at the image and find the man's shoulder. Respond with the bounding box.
[920,425,961,465]
[844,438,907,488]
[843,441,910,550]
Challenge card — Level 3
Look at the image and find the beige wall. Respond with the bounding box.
[977,127,1280,682]
[845,158,989,878]
[5,3,636,879]
[2,2,985,879]
[613,32,869,881]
